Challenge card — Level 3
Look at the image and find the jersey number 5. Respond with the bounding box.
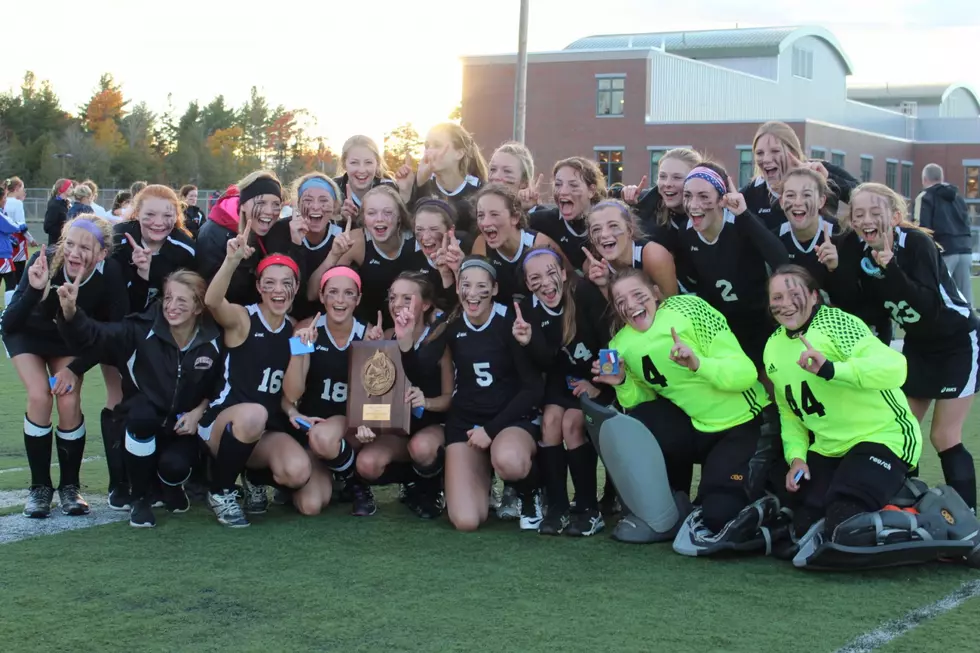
[715,279,739,302]
[321,379,349,403]
[784,381,826,419]
[641,355,667,387]
[258,368,284,394]
[473,362,494,387]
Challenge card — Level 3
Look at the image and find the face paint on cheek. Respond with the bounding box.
[545,263,562,295]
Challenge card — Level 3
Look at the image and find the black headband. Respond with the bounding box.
[240,177,282,206]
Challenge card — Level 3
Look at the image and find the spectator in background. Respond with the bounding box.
[67,184,96,219]
[2,177,37,283]
[180,185,205,239]
[121,181,148,219]
[43,178,73,246]
[80,180,109,219]
[108,191,132,223]
[914,163,975,307]
[0,183,30,293]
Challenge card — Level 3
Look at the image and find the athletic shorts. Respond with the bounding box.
[198,399,278,442]
[543,373,580,410]
[444,411,541,446]
[797,442,908,517]
[902,328,980,400]
[2,331,74,360]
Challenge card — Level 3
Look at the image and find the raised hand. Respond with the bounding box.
[394,295,418,344]
[815,222,838,271]
[416,149,435,186]
[582,247,610,288]
[443,228,462,274]
[226,221,255,263]
[511,301,531,346]
[395,154,415,199]
[366,310,385,341]
[27,245,49,290]
[518,173,544,210]
[669,326,700,372]
[796,335,826,375]
[721,176,747,215]
[621,175,648,205]
[591,357,626,387]
[340,191,359,225]
[126,233,151,281]
[871,217,894,268]
[289,212,309,245]
[56,265,80,320]
[294,312,321,347]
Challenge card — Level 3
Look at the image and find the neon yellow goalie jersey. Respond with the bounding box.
[609,295,768,433]
[763,305,921,466]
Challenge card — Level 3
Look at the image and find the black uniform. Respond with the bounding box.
[486,229,537,304]
[333,175,398,231]
[739,161,858,231]
[412,175,481,239]
[112,221,197,311]
[355,231,416,330]
[401,241,457,311]
[184,205,206,239]
[291,224,345,321]
[400,318,450,432]
[440,303,543,445]
[199,304,293,440]
[297,317,366,421]
[530,208,590,271]
[837,227,980,399]
[640,200,698,295]
[679,209,789,366]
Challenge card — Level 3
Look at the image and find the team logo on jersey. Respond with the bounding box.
[860,257,884,279]
[766,363,777,375]
[869,456,892,471]
[194,356,214,370]
[369,259,381,265]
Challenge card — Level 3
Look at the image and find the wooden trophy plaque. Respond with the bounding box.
[346,340,411,436]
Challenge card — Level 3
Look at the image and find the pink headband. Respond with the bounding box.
[685,167,728,196]
[320,266,361,292]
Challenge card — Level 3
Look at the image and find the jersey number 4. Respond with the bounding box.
[784,381,826,419]
[641,355,667,387]
[321,379,349,403]
[258,368,284,394]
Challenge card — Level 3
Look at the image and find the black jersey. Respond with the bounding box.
[646,212,697,294]
[838,227,979,342]
[414,175,481,237]
[356,231,416,329]
[211,304,293,416]
[405,320,447,400]
[775,218,838,289]
[529,208,590,271]
[740,162,858,231]
[291,224,345,320]
[400,241,457,311]
[486,229,537,304]
[112,220,196,310]
[298,316,366,418]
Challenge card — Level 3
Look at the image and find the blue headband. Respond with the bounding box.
[298,177,337,201]
[70,218,105,247]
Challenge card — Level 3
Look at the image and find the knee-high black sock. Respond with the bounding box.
[324,439,356,479]
[939,444,977,512]
[568,444,598,511]
[211,424,258,494]
[413,447,444,495]
[101,408,127,491]
[245,467,286,491]
[539,445,568,512]
[515,458,540,497]
[56,420,86,488]
[603,468,617,498]
[124,430,156,500]
[24,416,53,488]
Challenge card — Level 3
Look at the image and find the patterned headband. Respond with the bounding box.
[685,167,727,196]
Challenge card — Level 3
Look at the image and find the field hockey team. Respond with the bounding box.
[2,123,976,554]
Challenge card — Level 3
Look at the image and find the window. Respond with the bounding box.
[831,151,845,168]
[810,147,826,161]
[738,148,754,188]
[886,160,898,190]
[901,162,913,198]
[649,149,666,182]
[966,166,979,200]
[596,76,625,117]
[792,46,813,80]
[860,156,873,183]
[595,149,624,185]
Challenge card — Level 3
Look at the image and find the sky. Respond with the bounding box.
[4,0,980,149]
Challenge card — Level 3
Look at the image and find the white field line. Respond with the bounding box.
[0,455,103,475]
[0,494,126,544]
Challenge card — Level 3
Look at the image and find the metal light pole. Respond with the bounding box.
[513,0,530,143]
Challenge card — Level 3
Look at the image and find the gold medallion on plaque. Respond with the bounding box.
[361,350,396,397]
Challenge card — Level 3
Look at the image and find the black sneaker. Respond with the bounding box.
[23,485,54,518]
[565,507,605,537]
[207,490,250,528]
[414,489,445,520]
[334,475,354,503]
[129,498,156,528]
[599,490,622,516]
[161,483,190,513]
[401,483,421,514]
[58,485,90,516]
[184,480,209,503]
[538,509,570,536]
[241,476,269,515]
[108,486,132,511]
[350,483,377,517]
[271,488,293,506]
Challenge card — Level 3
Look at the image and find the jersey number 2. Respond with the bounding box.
[258,368,284,394]
[321,379,349,403]
[641,355,667,387]
[715,280,739,302]
[473,363,494,387]
[784,381,826,419]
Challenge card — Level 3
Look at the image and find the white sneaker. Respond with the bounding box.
[519,489,544,531]
[208,490,250,528]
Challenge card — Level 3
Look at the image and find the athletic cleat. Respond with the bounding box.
[497,484,521,520]
[350,483,378,517]
[107,487,132,511]
[242,477,268,514]
[538,510,569,536]
[271,488,293,507]
[162,483,190,513]
[414,490,445,520]
[401,482,421,514]
[519,489,545,531]
[599,490,622,516]
[23,485,54,518]
[565,507,606,537]
[398,482,414,504]
[58,485,90,516]
[334,475,354,503]
[184,480,209,503]
[208,490,250,528]
[129,497,156,528]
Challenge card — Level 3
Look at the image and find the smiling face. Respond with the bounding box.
[138,197,178,245]
[768,273,818,330]
[780,174,825,234]
[257,265,296,317]
[611,276,657,332]
[476,193,519,249]
[242,193,282,237]
[321,275,360,325]
[414,210,449,258]
[553,166,594,221]
[363,193,399,244]
[299,186,335,236]
[683,177,723,234]
[524,253,565,309]
[185,189,198,205]
[588,205,631,262]
[755,133,789,186]
[850,191,898,251]
[658,157,693,210]
[488,151,524,190]
[162,280,202,328]
[424,128,464,175]
[458,266,496,320]
[345,146,379,192]
[62,227,106,280]
[388,278,429,323]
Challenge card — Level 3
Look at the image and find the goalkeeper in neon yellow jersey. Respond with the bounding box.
[592,269,769,535]
[763,265,922,539]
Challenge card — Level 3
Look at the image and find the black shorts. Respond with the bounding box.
[411,409,445,434]
[2,331,73,360]
[797,442,908,516]
[543,373,580,410]
[902,328,980,400]
[444,411,541,446]
[198,399,280,443]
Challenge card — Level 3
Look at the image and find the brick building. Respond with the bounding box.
[461,25,980,252]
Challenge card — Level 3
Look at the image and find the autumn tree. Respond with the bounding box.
[383,123,423,172]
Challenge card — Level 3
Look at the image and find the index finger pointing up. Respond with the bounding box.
[513,301,524,323]
[799,334,814,351]
[823,221,833,242]
[670,326,681,344]
[581,247,598,265]
[726,176,736,193]
[242,221,252,242]
[638,175,648,189]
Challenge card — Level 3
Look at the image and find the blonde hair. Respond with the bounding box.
[845,182,934,238]
[491,141,535,188]
[165,269,208,317]
[129,184,191,237]
[290,172,342,219]
[339,135,392,180]
[429,123,488,182]
[361,185,411,232]
[654,148,702,226]
[236,170,282,229]
[586,199,648,253]
[48,215,114,284]
[553,156,608,205]
[751,121,804,179]
[70,184,93,202]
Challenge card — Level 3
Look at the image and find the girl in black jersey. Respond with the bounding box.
[440,257,543,532]
[471,184,564,304]
[311,186,416,330]
[489,141,545,213]
[513,247,612,536]
[407,199,459,309]
[335,135,405,226]
[355,273,455,518]
[201,228,311,528]
[529,157,607,271]
[842,183,979,511]
[680,162,789,367]
[289,173,345,320]
[584,198,678,298]
[413,123,488,239]
[741,121,858,231]
[2,216,126,518]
